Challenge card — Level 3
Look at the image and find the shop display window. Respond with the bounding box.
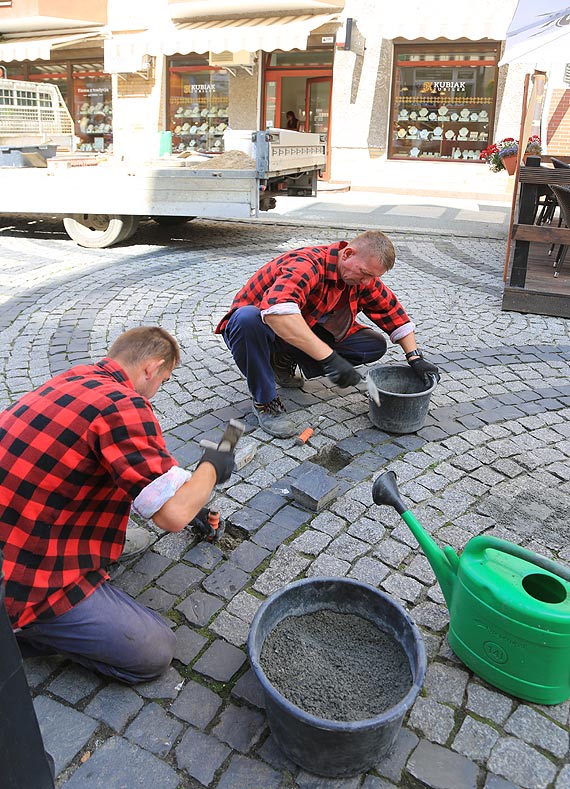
[168,58,230,154]
[72,62,112,152]
[389,44,499,162]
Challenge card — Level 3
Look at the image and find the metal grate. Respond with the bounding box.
[0,78,74,145]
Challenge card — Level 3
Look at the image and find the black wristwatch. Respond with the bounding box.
[405,349,423,360]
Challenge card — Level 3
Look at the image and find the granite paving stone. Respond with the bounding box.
[155,563,205,594]
[306,553,351,577]
[131,552,172,581]
[212,702,266,752]
[408,696,456,744]
[63,736,180,789]
[487,737,557,789]
[136,586,178,612]
[289,528,333,555]
[327,533,369,561]
[375,727,419,784]
[228,540,270,572]
[34,695,98,775]
[84,684,144,732]
[47,664,102,704]
[210,609,250,645]
[173,624,208,664]
[136,666,183,700]
[231,668,266,708]
[253,544,311,595]
[296,771,363,788]
[193,638,247,681]
[184,541,224,570]
[348,556,390,585]
[504,705,569,758]
[226,589,263,624]
[251,521,293,550]
[124,702,183,756]
[216,753,282,789]
[256,733,298,772]
[202,561,250,600]
[175,727,231,786]
[176,589,224,627]
[170,679,222,728]
[406,739,479,789]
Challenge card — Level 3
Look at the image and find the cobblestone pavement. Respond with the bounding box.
[1,216,570,789]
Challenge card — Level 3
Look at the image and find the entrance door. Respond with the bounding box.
[306,77,332,177]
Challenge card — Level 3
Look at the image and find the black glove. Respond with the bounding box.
[190,507,210,535]
[321,350,362,388]
[198,447,235,484]
[408,356,440,386]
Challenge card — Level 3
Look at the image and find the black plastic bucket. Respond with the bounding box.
[247,577,426,777]
[368,364,436,434]
[0,552,55,788]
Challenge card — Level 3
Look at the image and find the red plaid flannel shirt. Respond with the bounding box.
[215,241,410,336]
[0,358,175,629]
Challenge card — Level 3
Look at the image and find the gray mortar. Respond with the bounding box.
[259,609,413,721]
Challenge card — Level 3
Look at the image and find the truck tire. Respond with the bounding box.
[63,214,136,248]
[151,216,195,226]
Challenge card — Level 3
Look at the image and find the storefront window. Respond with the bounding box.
[269,51,334,68]
[168,58,230,154]
[389,44,499,162]
[72,62,112,152]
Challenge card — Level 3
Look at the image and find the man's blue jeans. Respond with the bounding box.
[16,582,176,685]
[223,305,388,404]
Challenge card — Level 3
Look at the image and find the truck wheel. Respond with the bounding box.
[63,214,135,248]
[151,216,196,226]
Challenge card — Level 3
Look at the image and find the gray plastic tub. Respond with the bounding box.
[368,364,436,434]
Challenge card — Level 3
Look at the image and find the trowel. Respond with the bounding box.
[366,372,380,406]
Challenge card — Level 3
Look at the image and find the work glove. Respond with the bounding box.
[197,446,235,484]
[408,356,440,386]
[190,507,210,535]
[321,350,362,388]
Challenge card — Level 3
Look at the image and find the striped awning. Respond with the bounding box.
[0,32,103,63]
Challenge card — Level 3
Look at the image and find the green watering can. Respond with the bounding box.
[372,471,570,705]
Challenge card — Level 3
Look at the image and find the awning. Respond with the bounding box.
[0,32,103,63]
[381,0,517,41]
[154,13,339,55]
[499,1,570,65]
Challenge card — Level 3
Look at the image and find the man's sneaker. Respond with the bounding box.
[120,527,153,561]
[253,397,297,438]
[271,352,304,388]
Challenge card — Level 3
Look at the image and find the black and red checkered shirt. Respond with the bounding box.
[0,358,175,629]
[215,241,410,336]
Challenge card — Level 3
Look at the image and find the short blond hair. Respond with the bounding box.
[350,230,395,271]
[109,326,180,370]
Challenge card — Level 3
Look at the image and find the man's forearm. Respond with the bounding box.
[398,331,420,359]
[264,313,331,360]
[152,463,217,533]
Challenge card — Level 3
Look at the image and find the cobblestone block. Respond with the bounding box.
[227,590,263,624]
[289,528,332,555]
[487,737,557,789]
[269,503,312,531]
[153,529,194,560]
[176,590,224,627]
[361,777,396,789]
[136,586,178,613]
[156,563,205,595]
[373,539,411,568]
[170,680,222,728]
[465,683,514,725]
[291,467,340,511]
[232,668,266,708]
[210,610,250,646]
[228,506,270,533]
[452,715,500,762]
[253,545,311,596]
[348,557,390,586]
[34,695,98,775]
[556,765,570,788]
[375,727,418,783]
[64,736,180,789]
[504,705,569,758]
[193,638,246,682]
[132,552,172,580]
[247,489,288,515]
[306,553,351,578]
[256,733,297,772]
[113,570,150,598]
[412,601,450,632]
[175,727,231,786]
[202,561,249,600]
[212,703,266,752]
[252,522,292,550]
[136,666,183,700]
[235,438,259,469]
[327,533,369,562]
[310,511,346,536]
[124,702,183,756]
[348,516,385,544]
[184,541,224,569]
[84,684,143,732]
[296,771,362,787]
[173,625,207,664]
[406,739,479,789]
[484,776,522,789]
[217,753,282,789]
[47,665,101,705]
[424,662,469,705]
[382,573,424,603]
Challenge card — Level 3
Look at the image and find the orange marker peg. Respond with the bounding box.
[208,509,220,532]
[295,427,314,445]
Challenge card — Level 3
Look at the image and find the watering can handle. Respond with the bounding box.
[472,536,570,583]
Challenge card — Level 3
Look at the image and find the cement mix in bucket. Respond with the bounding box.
[259,609,413,721]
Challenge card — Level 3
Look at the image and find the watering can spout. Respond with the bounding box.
[372,472,458,606]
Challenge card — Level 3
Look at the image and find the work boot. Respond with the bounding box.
[120,527,153,561]
[271,352,304,388]
[253,396,297,438]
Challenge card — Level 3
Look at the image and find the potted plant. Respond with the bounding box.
[480,136,542,175]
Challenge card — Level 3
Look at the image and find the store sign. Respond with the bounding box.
[423,80,466,93]
[183,84,216,94]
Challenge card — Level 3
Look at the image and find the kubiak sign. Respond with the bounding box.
[423,81,466,93]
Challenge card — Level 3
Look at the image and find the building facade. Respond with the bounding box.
[1,0,569,189]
